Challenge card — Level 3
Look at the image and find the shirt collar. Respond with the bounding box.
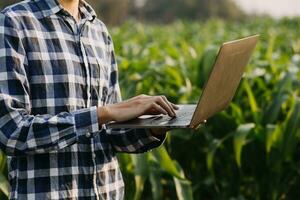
[33,0,97,21]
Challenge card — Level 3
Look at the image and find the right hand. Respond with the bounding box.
[97,94,179,125]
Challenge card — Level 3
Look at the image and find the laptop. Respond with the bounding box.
[107,35,259,129]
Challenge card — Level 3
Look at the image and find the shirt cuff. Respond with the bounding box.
[71,106,100,138]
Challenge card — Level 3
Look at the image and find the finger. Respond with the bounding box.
[171,103,179,110]
[148,107,163,115]
[157,96,174,117]
[128,94,149,102]
[155,96,175,117]
[151,103,168,115]
[161,96,177,116]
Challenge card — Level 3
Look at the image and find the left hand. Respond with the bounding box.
[150,128,170,136]
[150,119,207,135]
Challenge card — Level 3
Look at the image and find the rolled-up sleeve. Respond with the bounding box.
[0,14,100,156]
[104,32,166,154]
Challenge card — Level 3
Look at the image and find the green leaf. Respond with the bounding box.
[280,98,300,160]
[206,133,233,174]
[173,161,193,200]
[152,146,184,179]
[265,124,282,154]
[197,45,219,87]
[206,139,222,174]
[149,169,163,200]
[0,151,6,173]
[233,123,255,168]
[243,80,260,122]
[230,103,245,124]
[132,154,149,200]
[263,74,292,125]
[0,173,9,197]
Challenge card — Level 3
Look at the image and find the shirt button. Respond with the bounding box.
[85,132,91,138]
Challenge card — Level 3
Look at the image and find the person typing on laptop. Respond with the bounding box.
[98,94,179,129]
[0,0,178,199]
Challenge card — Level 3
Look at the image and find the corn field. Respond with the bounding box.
[0,17,300,199]
[112,18,300,200]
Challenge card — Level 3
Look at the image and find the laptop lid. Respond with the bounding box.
[189,35,259,129]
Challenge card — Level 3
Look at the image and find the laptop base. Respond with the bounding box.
[106,105,197,129]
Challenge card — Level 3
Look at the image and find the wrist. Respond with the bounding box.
[97,106,114,125]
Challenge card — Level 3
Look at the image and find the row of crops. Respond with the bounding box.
[0,17,298,200]
[110,18,300,199]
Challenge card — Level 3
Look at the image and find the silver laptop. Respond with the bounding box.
[107,35,259,129]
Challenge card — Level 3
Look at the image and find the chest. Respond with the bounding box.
[20,16,112,113]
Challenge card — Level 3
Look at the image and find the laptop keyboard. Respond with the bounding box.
[150,105,196,125]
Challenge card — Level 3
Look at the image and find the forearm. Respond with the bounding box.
[106,128,167,153]
[0,103,99,156]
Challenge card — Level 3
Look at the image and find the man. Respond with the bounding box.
[0,0,178,199]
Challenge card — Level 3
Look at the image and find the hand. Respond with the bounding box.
[97,94,179,125]
[150,128,170,136]
[150,120,207,134]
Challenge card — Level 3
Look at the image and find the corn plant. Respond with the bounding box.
[112,18,300,199]
[0,17,299,200]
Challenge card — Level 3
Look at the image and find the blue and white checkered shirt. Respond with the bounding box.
[0,0,165,199]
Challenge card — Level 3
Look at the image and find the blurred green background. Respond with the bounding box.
[0,0,300,199]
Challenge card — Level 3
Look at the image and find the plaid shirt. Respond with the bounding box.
[0,0,165,199]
